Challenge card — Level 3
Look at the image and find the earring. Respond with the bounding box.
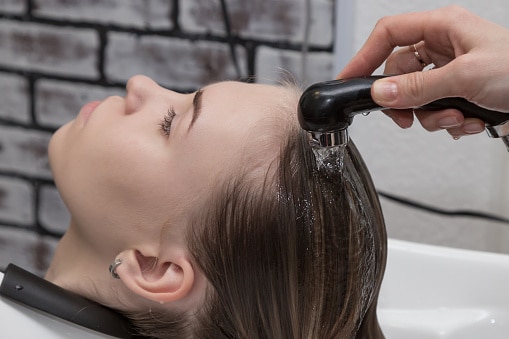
[109,259,122,279]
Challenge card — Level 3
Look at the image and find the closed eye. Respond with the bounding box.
[160,108,176,136]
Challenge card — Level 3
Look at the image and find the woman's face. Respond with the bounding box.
[49,75,296,255]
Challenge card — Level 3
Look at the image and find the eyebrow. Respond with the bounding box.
[188,88,204,132]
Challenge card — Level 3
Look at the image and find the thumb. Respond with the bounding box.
[372,69,453,108]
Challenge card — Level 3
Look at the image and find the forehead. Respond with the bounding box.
[190,80,298,175]
[201,81,299,126]
[206,81,297,103]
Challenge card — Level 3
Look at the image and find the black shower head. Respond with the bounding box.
[297,77,382,147]
[297,76,509,149]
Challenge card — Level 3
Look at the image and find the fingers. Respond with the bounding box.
[414,108,464,132]
[413,108,485,137]
[384,107,485,138]
[384,43,432,74]
[446,118,485,138]
[336,5,499,139]
[371,65,461,108]
[383,109,414,129]
[338,7,454,79]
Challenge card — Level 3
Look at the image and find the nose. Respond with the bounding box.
[124,75,160,114]
[124,75,189,115]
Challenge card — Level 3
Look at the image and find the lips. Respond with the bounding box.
[79,100,101,126]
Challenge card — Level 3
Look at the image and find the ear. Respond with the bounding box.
[114,249,195,304]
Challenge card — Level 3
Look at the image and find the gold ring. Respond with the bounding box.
[411,44,427,68]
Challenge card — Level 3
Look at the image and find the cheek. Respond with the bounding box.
[61,154,179,251]
[55,126,173,217]
[84,139,172,208]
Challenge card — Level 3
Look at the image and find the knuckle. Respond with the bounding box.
[373,15,397,38]
[374,16,391,30]
[445,5,470,21]
[402,72,426,101]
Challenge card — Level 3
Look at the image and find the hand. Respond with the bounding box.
[337,5,509,138]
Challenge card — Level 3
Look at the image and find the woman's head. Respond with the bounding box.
[46,75,386,338]
[48,75,292,256]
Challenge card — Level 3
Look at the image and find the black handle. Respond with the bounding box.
[297,75,509,133]
[420,97,508,126]
[0,264,137,338]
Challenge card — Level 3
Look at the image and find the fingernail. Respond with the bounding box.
[464,123,484,134]
[438,116,461,128]
[373,81,398,104]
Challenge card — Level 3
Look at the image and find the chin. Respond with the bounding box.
[48,123,78,193]
[48,127,66,176]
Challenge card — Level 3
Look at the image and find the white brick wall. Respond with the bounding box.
[181,0,333,46]
[0,227,58,276]
[106,34,247,88]
[0,177,33,225]
[0,0,24,14]
[36,80,125,127]
[0,73,30,123]
[33,0,174,29]
[0,21,99,77]
[38,185,70,235]
[256,46,333,86]
[0,126,52,178]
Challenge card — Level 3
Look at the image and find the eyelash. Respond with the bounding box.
[160,108,176,136]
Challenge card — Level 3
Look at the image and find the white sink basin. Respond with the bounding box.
[379,239,509,338]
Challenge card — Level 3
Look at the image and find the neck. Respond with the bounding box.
[44,222,138,311]
[45,220,203,315]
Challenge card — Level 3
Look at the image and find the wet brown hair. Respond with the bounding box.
[127,127,387,338]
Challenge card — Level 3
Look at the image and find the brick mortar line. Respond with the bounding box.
[32,179,45,237]
[0,67,126,88]
[0,174,58,237]
[26,0,34,17]
[28,75,37,126]
[0,220,63,238]
[97,28,107,82]
[172,0,180,32]
[0,116,57,133]
[0,171,54,186]
[0,67,224,94]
